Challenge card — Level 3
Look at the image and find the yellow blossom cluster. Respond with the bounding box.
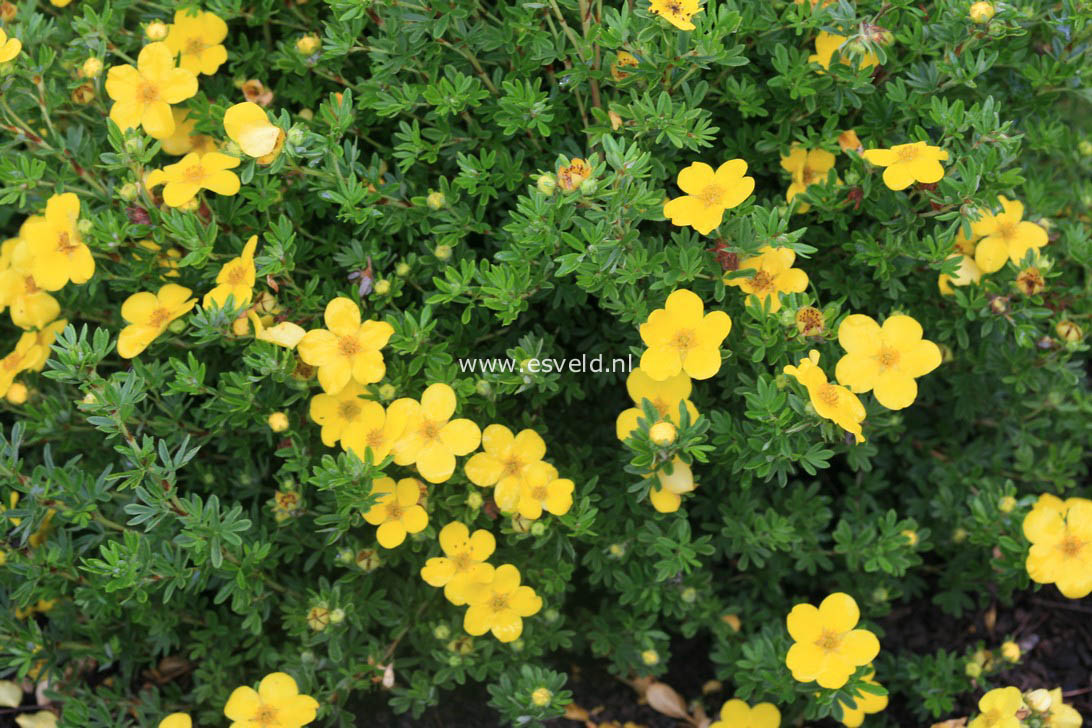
[420,522,543,642]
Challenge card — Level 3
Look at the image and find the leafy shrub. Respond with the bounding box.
[1,0,1090,726]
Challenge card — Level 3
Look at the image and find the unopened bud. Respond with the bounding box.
[649,421,677,446]
[969,1,995,23]
[145,21,168,40]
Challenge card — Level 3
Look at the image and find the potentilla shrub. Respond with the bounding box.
[0,0,1090,726]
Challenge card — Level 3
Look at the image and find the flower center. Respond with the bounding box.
[749,270,775,294]
[672,329,696,352]
[983,709,1001,726]
[997,220,1016,240]
[226,265,247,285]
[337,335,360,356]
[56,231,80,255]
[877,346,900,369]
[452,552,473,572]
[815,629,843,652]
[276,493,299,509]
[698,184,724,207]
[23,275,38,294]
[2,354,19,371]
[817,384,840,407]
[182,164,206,184]
[800,167,817,185]
[651,397,669,417]
[185,38,205,55]
[1059,534,1084,558]
[531,485,548,501]
[896,146,919,162]
[138,82,159,103]
[501,457,524,476]
[420,420,442,442]
[149,307,173,327]
[338,401,361,420]
[386,502,403,520]
[366,428,385,447]
[489,593,510,612]
[253,704,278,727]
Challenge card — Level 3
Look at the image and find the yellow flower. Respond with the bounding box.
[938,254,982,295]
[26,319,67,372]
[784,350,867,443]
[638,289,732,381]
[420,521,496,605]
[837,671,888,727]
[308,381,370,448]
[146,152,241,208]
[464,424,547,507]
[341,396,408,463]
[391,383,482,483]
[21,193,94,291]
[462,564,542,642]
[0,27,21,63]
[248,312,306,349]
[648,0,701,31]
[160,108,217,156]
[663,160,754,235]
[515,461,574,519]
[785,592,880,689]
[968,686,1023,728]
[165,8,229,76]
[204,235,258,309]
[1023,493,1092,598]
[223,672,319,728]
[297,297,394,394]
[861,142,949,191]
[972,196,1049,273]
[711,699,781,728]
[0,334,43,399]
[117,284,197,358]
[725,246,809,313]
[224,102,285,164]
[834,314,942,410]
[158,714,191,728]
[362,476,428,548]
[0,240,61,330]
[1045,687,1082,728]
[616,369,699,441]
[810,32,879,71]
[105,42,198,139]
[557,158,591,193]
[780,147,837,212]
[531,688,552,706]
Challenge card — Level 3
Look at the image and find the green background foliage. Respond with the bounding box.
[1,0,1090,725]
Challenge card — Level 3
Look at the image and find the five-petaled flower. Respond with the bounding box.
[341,398,408,463]
[862,142,949,191]
[710,699,781,728]
[464,424,547,508]
[785,592,880,689]
[1023,493,1092,599]
[420,521,496,605]
[968,686,1023,728]
[664,160,754,235]
[165,8,229,76]
[297,297,394,394]
[391,383,482,483]
[204,235,258,309]
[147,151,241,207]
[21,193,95,291]
[117,284,197,358]
[224,102,285,164]
[0,238,61,330]
[780,147,837,212]
[785,350,867,443]
[724,246,809,313]
[362,476,429,548]
[615,368,699,441]
[462,564,542,643]
[834,313,942,410]
[105,42,198,139]
[647,0,701,31]
[971,196,1049,273]
[514,461,574,520]
[639,289,732,381]
[223,671,319,728]
[308,381,372,449]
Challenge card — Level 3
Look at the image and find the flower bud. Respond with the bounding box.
[232,315,251,336]
[722,614,742,632]
[374,279,391,295]
[475,379,492,397]
[608,543,626,558]
[328,608,345,624]
[510,638,525,652]
[466,491,483,509]
[395,262,411,277]
[579,177,598,195]
[969,1,995,23]
[531,688,552,706]
[167,318,187,333]
[530,521,547,537]
[426,191,446,210]
[433,624,451,640]
[681,587,697,603]
[536,173,557,195]
[1056,320,1083,342]
[298,108,314,121]
[511,514,532,533]
[1079,140,1092,157]
[964,661,982,678]
[1025,689,1052,713]
[649,421,677,446]
[118,183,139,201]
[267,412,290,432]
[795,306,825,337]
[80,57,103,78]
[377,383,396,401]
[355,548,381,571]
[543,608,560,623]
[641,649,659,666]
[434,244,453,261]
[145,21,168,40]
[999,495,1016,513]
[336,547,354,564]
[5,382,28,405]
[0,2,15,22]
[901,529,918,547]
[1015,267,1045,296]
[1000,641,1020,662]
[306,605,331,632]
[296,34,321,55]
[952,528,968,543]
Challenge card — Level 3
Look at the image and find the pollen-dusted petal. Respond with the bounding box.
[376,520,407,548]
[675,162,715,195]
[873,370,917,410]
[786,603,823,642]
[463,604,491,635]
[480,423,515,454]
[640,345,682,382]
[223,685,261,721]
[494,478,520,512]
[838,314,882,354]
[681,345,721,380]
[421,382,457,421]
[881,163,916,191]
[491,610,523,642]
[861,149,897,166]
[516,493,543,520]
[416,442,456,483]
[440,418,481,455]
